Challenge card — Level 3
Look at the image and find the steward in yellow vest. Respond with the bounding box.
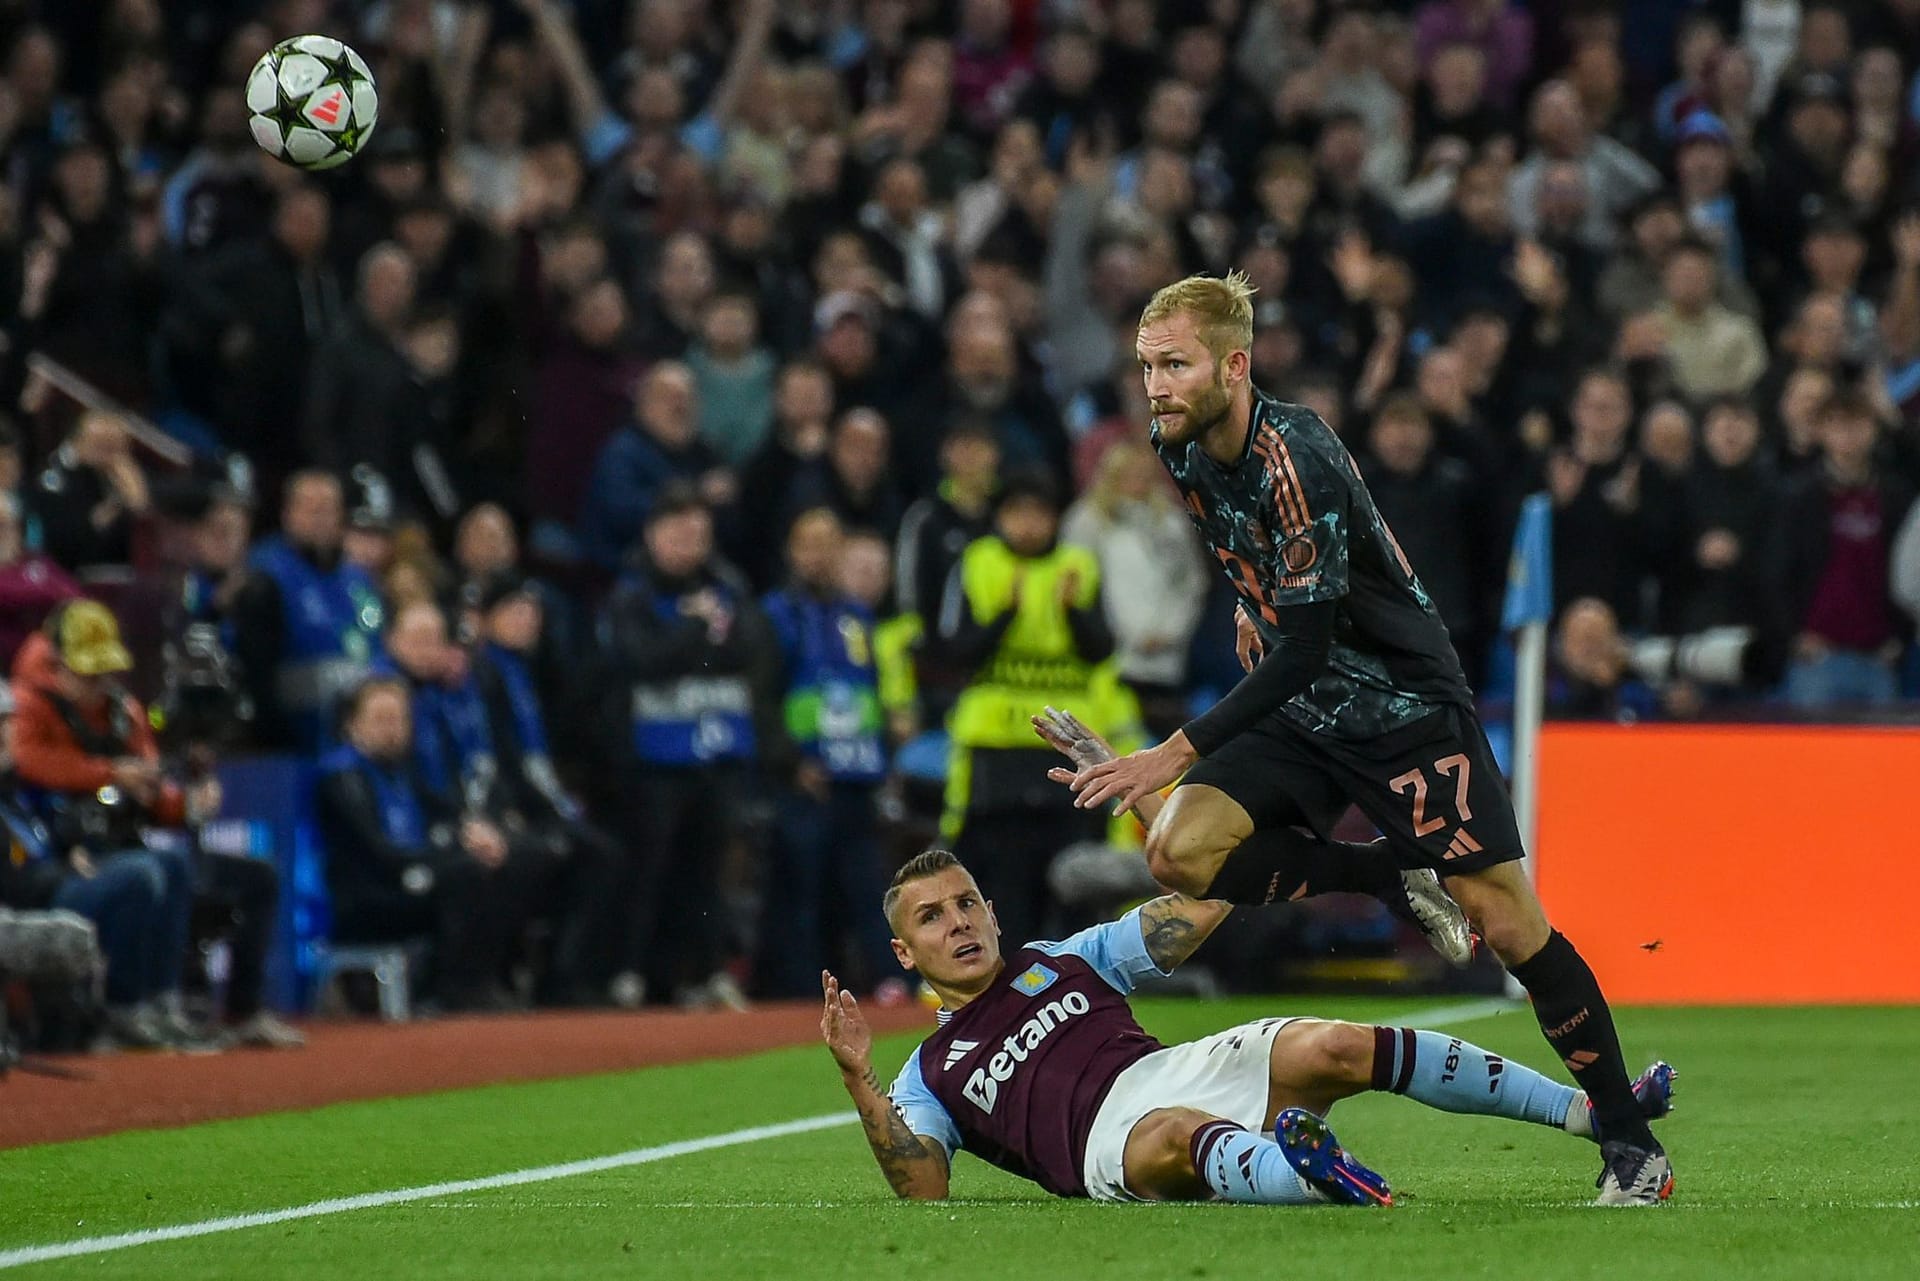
[930,472,1142,941]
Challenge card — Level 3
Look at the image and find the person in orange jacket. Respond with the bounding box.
[10,601,301,1048]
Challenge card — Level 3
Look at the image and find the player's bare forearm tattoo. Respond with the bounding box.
[861,1094,941,1198]
[1140,894,1229,970]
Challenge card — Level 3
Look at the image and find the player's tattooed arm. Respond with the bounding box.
[1138,894,1234,971]
[855,1071,951,1200]
[823,971,949,1200]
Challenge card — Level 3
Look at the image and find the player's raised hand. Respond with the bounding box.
[821,971,873,1078]
[1031,706,1116,772]
[1235,605,1263,672]
[1070,733,1197,813]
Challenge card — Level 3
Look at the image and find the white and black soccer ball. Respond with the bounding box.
[245,34,378,171]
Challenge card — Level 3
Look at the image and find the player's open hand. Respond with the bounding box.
[1031,706,1116,776]
[1235,605,1263,672]
[821,971,873,1079]
[1069,734,1197,814]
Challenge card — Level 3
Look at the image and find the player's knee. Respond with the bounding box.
[1131,1107,1214,1167]
[1447,868,1550,964]
[1303,1021,1377,1088]
[1143,816,1231,896]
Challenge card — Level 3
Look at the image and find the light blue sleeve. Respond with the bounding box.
[1031,907,1170,996]
[887,1047,961,1160]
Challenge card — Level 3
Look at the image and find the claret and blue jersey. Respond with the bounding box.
[887,910,1172,1198]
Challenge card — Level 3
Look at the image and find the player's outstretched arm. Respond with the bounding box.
[1137,894,1233,972]
[1031,706,1167,826]
[821,972,950,1200]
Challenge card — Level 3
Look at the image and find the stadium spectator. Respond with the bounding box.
[28,411,150,576]
[593,485,770,1010]
[0,490,79,669]
[1548,368,1650,624]
[316,676,544,1012]
[525,273,643,534]
[1509,79,1660,251]
[466,574,625,1006]
[1060,441,1208,738]
[687,291,776,468]
[738,360,836,587]
[755,509,898,1002]
[1355,394,1491,682]
[894,418,1000,727]
[166,183,343,504]
[24,134,165,412]
[1413,0,1536,113]
[577,360,737,572]
[785,407,903,545]
[302,242,420,481]
[931,471,1129,944]
[1774,390,1915,707]
[231,471,385,752]
[1650,237,1769,403]
[1677,398,1784,642]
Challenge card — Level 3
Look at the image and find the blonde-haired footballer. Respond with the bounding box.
[1039,272,1672,1204]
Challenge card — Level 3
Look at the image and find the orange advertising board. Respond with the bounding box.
[1536,722,1918,1005]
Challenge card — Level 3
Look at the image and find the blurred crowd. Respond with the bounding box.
[3,0,1920,1042]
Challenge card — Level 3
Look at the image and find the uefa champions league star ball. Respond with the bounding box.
[245,34,378,171]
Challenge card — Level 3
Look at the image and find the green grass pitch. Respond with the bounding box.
[4,1001,1917,1279]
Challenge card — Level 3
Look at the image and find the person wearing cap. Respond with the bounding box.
[231,470,386,752]
[593,483,776,1010]
[0,675,189,1050]
[1673,110,1752,282]
[9,601,301,1048]
[929,470,1142,945]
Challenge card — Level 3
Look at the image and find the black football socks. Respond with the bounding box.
[1200,827,1410,912]
[1507,930,1658,1149]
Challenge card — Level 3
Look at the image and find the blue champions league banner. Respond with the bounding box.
[205,756,328,1012]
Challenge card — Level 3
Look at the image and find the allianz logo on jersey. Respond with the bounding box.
[959,989,1093,1115]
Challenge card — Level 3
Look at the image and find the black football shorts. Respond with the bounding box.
[1178,701,1526,876]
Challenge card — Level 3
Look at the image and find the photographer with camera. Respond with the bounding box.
[0,645,199,1050]
[9,601,301,1048]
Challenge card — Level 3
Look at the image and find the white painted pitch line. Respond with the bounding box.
[0,1114,851,1271]
[0,998,1521,1271]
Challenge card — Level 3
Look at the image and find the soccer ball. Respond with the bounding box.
[245,35,378,171]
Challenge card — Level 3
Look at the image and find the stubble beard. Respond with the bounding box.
[1154,374,1233,446]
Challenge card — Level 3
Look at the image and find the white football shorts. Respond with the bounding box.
[1080,1016,1306,1203]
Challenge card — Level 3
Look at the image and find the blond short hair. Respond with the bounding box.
[1139,271,1257,363]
